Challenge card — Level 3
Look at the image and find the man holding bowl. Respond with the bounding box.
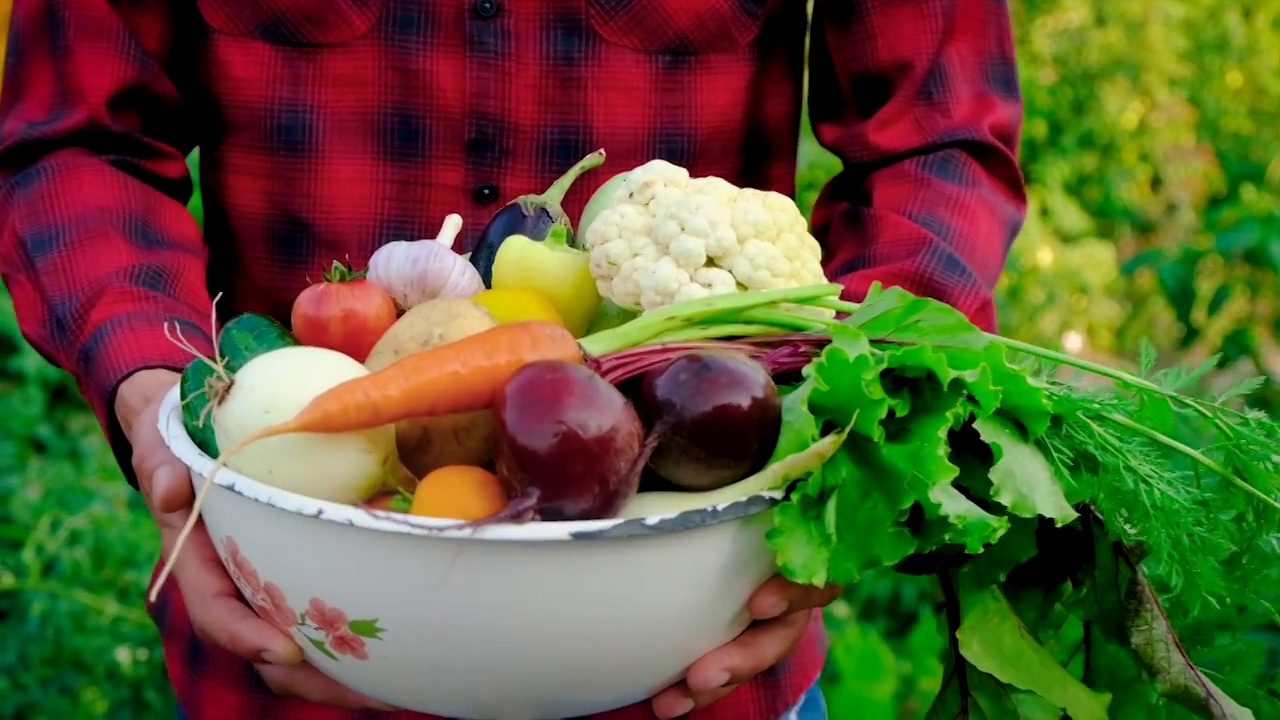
[0,0,1025,717]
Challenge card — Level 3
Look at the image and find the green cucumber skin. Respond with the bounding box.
[179,313,298,456]
[180,360,220,456]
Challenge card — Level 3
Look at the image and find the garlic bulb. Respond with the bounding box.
[366,214,486,310]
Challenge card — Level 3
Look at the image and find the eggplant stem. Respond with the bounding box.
[535,148,607,208]
[512,147,606,217]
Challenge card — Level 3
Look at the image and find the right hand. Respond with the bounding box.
[116,368,398,711]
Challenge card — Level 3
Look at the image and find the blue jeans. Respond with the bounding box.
[781,680,828,720]
[176,683,826,720]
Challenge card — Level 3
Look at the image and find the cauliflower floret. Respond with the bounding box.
[723,188,827,291]
[727,239,790,290]
[689,176,740,205]
[636,256,693,311]
[586,202,655,287]
[692,267,739,295]
[583,160,829,311]
[608,255,655,309]
[617,160,691,206]
[649,189,735,268]
[667,234,708,271]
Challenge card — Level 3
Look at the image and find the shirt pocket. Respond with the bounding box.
[196,0,388,46]
[584,0,767,55]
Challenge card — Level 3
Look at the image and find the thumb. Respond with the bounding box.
[150,460,197,517]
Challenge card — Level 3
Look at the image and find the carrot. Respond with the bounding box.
[148,320,582,602]
[272,320,574,431]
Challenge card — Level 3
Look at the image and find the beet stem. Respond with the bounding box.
[587,335,830,385]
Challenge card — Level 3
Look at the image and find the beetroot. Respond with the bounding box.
[493,360,646,521]
[634,350,782,492]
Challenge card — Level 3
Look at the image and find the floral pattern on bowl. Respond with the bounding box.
[220,536,386,661]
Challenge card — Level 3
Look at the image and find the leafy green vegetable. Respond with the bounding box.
[1103,542,1257,719]
[953,583,1111,720]
[764,318,1064,588]
[972,415,1078,523]
[589,281,1279,718]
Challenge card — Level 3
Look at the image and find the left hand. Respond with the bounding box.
[650,575,841,719]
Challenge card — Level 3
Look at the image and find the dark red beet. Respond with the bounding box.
[493,360,646,521]
[635,350,782,491]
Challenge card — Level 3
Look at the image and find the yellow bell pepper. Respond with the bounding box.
[490,222,602,337]
[472,288,565,326]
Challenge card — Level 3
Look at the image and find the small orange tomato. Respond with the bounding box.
[410,465,509,521]
[291,260,397,362]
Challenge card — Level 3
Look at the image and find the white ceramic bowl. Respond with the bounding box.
[157,386,782,720]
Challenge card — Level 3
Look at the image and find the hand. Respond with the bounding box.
[649,575,840,719]
[116,369,397,711]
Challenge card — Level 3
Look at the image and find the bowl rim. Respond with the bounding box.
[158,385,783,542]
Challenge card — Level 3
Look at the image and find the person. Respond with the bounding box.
[0,0,1025,718]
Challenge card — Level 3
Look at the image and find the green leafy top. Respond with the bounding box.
[751,283,1277,719]
[766,318,1073,589]
[774,284,1280,602]
[584,280,1278,718]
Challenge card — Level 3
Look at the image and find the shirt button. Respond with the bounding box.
[473,0,500,19]
[473,182,501,205]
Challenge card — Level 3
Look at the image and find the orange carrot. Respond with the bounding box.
[147,320,582,602]
[250,320,582,439]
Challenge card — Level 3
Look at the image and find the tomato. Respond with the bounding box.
[290,260,398,362]
[409,465,508,521]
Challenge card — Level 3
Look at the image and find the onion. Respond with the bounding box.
[212,345,398,504]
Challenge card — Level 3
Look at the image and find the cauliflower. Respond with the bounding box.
[583,159,829,312]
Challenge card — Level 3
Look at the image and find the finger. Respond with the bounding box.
[132,429,194,516]
[159,508,304,666]
[684,610,811,695]
[651,679,729,720]
[747,575,841,621]
[256,662,400,711]
[148,458,195,515]
[651,611,812,718]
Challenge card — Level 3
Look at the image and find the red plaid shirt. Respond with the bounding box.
[0,0,1025,717]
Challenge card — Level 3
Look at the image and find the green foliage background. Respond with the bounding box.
[2,1,1279,717]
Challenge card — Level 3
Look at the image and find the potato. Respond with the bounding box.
[365,299,500,478]
[365,298,499,368]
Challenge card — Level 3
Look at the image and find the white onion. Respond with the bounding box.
[212,345,397,504]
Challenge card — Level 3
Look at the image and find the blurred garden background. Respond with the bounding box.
[2,1,1280,718]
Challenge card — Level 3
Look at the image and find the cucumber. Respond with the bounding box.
[179,313,299,456]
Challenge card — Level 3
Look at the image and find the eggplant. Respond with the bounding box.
[469,148,606,286]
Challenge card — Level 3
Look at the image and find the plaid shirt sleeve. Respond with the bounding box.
[808,0,1028,333]
[0,0,214,477]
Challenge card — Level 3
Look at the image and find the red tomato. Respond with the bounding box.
[291,260,398,362]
